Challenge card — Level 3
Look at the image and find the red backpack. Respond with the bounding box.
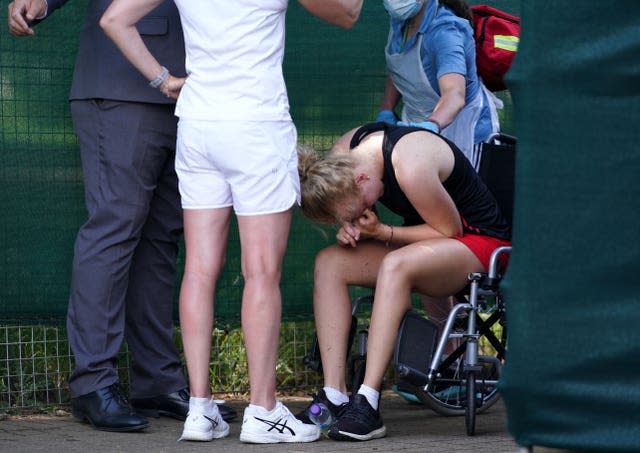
[471,5,520,92]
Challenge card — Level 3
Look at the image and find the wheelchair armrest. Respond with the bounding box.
[486,132,517,146]
[487,246,512,280]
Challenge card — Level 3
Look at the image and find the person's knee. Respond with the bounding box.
[242,267,281,289]
[313,246,343,281]
[377,250,405,281]
[241,247,284,285]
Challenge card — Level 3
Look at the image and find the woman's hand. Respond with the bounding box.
[336,221,360,247]
[336,209,387,247]
[159,75,186,100]
[353,208,384,240]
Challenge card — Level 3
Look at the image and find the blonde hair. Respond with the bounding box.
[297,145,360,224]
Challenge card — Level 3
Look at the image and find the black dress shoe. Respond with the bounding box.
[131,387,238,422]
[218,403,238,422]
[71,383,149,432]
[130,387,189,421]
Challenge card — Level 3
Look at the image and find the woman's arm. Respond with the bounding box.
[375,75,402,123]
[297,0,363,29]
[100,0,184,98]
[393,132,463,239]
[428,72,466,130]
[378,75,402,112]
[352,207,454,248]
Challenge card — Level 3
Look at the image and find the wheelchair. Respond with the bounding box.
[393,245,510,435]
[302,133,515,436]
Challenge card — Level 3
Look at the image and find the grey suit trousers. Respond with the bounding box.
[66,99,186,398]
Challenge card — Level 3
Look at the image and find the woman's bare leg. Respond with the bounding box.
[313,241,389,393]
[362,238,483,391]
[420,294,457,354]
[179,207,232,398]
[237,210,292,410]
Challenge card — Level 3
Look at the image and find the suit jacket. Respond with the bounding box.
[45,0,186,104]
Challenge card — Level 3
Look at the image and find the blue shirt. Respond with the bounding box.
[387,5,493,142]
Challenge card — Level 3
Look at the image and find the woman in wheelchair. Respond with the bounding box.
[296,122,511,441]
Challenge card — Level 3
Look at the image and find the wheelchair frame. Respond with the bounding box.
[405,245,511,435]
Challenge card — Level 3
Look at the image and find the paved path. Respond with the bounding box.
[0,391,520,453]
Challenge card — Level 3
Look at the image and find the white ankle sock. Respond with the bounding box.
[357,384,380,410]
[189,396,216,414]
[323,386,349,405]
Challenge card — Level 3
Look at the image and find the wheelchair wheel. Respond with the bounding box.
[416,353,502,417]
[420,303,506,417]
[416,356,500,416]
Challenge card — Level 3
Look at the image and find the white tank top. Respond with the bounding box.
[174,0,291,121]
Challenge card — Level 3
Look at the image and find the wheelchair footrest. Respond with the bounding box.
[395,364,429,386]
[393,310,438,387]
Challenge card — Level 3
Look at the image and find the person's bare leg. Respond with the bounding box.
[420,294,454,327]
[362,239,483,392]
[237,210,292,410]
[312,242,387,393]
[179,207,231,398]
[420,294,457,354]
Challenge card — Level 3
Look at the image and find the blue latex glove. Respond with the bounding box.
[374,109,398,125]
[397,120,440,134]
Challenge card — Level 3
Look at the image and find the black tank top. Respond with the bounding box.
[349,123,511,240]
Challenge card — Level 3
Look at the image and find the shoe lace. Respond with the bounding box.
[340,397,373,422]
[177,387,190,400]
[107,383,130,407]
[276,402,292,417]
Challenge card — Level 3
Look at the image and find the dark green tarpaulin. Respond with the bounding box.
[500,1,640,451]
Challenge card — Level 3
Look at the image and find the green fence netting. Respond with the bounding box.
[1,1,518,325]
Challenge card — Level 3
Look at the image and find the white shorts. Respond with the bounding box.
[175,119,300,215]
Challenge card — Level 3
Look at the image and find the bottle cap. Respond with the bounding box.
[309,403,321,416]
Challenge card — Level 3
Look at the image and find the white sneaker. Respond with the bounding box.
[239,401,320,444]
[179,405,230,442]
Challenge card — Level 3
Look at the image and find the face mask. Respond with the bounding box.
[383,0,426,21]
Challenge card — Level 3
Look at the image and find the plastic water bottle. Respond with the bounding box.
[307,402,333,430]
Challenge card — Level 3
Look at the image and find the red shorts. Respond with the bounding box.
[453,234,511,271]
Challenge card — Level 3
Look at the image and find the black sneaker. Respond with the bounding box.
[328,394,386,441]
[296,389,348,424]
